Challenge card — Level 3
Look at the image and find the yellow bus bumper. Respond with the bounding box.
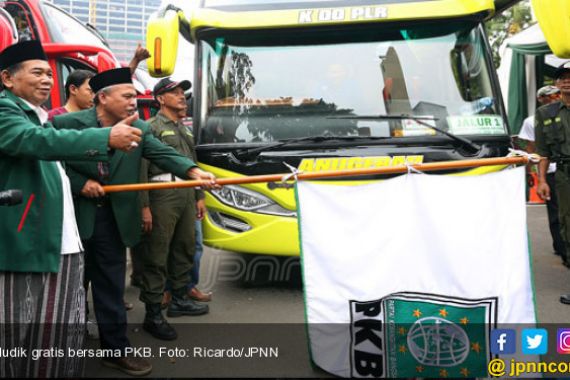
[200,163,506,256]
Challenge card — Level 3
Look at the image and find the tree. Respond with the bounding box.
[485,0,534,68]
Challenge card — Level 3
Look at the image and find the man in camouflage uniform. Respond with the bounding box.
[139,78,208,340]
[536,63,570,305]
[519,86,565,261]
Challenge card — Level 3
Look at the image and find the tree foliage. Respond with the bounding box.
[485,0,534,68]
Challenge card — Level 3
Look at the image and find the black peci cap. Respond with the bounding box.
[0,40,48,70]
[89,67,133,94]
[153,77,191,98]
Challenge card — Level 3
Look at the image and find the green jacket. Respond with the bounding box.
[52,108,197,247]
[0,90,111,273]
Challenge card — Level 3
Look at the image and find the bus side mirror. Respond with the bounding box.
[531,0,570,58]
[146,10,179,77]
[450,45,471,101]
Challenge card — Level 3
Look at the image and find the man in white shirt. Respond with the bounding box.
[519,85,565,262]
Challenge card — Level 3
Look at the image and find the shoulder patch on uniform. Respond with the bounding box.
[543,102,561,119]
[160,130,176,137]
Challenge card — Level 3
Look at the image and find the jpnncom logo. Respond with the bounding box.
[349,292,497,378]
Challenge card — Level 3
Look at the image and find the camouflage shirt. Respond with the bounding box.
[139,112,204,207]
[535,101,570,160]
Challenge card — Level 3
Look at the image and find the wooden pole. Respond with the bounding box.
[102,156,530,193]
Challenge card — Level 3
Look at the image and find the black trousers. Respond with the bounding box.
[547,172,566,258]
[83,202,130,353]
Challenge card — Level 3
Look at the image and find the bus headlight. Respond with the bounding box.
[210,185,296,217]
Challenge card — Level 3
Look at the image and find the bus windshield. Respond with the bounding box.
[198,21,505,145]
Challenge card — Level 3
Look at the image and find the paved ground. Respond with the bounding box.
[84,204,569,377]
[527,204,569,324]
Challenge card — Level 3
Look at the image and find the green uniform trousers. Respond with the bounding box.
[139,187,196,304]
[556,169,570,262]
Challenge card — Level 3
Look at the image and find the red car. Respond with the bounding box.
[0,0,156,114]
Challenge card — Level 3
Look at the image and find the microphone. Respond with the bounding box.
[0,189,23,206]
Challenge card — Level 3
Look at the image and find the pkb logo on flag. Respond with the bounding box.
[350,293,496,378]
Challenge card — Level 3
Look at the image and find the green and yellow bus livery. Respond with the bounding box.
[146,0,570,256]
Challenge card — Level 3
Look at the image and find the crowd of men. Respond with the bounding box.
[0,40,216,377]
[4,33,570,379]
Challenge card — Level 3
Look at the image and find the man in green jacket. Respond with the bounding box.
[0,40,142,378]
[52,68,216,376]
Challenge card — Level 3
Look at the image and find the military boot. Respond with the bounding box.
[143,303,177,340]
[167,287,209,317]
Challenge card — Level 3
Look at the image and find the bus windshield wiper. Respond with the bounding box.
[234,135,389,158]
[328,114,481,153]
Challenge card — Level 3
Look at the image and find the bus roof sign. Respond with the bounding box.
[297,7,388,24]
[189,0,495,37]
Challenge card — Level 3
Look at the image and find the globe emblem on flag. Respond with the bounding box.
[406,316,470,367]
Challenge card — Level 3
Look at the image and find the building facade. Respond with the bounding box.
[48,0,162,62]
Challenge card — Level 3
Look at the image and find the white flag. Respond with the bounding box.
[296,167,534,378]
